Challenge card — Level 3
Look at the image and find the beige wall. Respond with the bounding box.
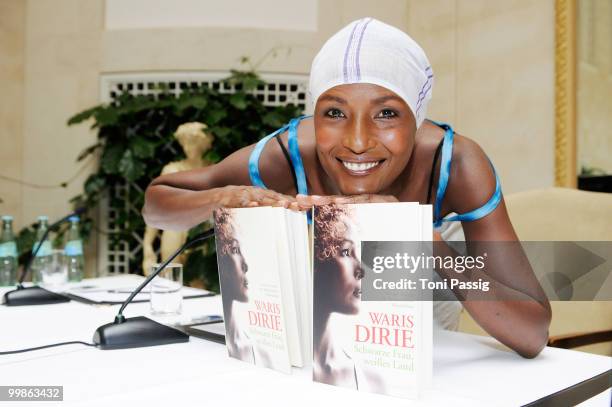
[408,0,555,193]
[0,0,26,228]
[101,0,411,74]
[22,0,101,228]
[105,0,318,31]
[1,0,556,275]
[578,0,612,174]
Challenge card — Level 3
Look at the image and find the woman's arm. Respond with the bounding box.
[143,134,297,231]
[441,135,552,358]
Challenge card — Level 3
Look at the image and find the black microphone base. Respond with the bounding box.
[93,316,189,350]
[3,286,71,306]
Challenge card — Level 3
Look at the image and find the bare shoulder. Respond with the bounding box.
[446,130,497,214]
[413,120,498,215]
[296,116,317,156]
[413,120,446,159]
[256,116,315,195]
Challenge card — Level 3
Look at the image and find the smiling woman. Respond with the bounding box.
[313,86,417,195]
[143,18,551,358]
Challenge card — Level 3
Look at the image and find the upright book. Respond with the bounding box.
[312,202,433,398]
[213,207,311,374]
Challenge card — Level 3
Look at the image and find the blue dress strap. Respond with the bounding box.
[442,165,502,224]
[248,115,310,191]
[248,114,312,223]
[430,120,502,228]
[248,124,290,189]
[431,121,454,226]
[287,117,309,196]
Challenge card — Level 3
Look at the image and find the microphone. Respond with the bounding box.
[3,208,86,306]
[93,229,215,350]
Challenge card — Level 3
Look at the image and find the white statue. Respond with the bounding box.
[142,122,214,275]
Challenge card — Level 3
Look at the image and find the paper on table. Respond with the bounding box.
[65,286,212,304]
[61,274,214,304]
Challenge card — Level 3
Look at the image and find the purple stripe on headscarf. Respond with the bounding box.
[415,75,433,104]
[416,81,433,110]
[416,67,433,100]
[415,80,433,116]
[347,19,367,82]
[354,18,373,80]
[414,67,434,110]
[343,21,360,82]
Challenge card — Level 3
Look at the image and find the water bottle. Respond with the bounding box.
[31,216,52,284]
[64,216,84,282]
[0,215,18,286]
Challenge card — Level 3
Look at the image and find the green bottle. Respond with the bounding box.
[64,216,84,282]
[0,215,18,286]
[32,216,52,284]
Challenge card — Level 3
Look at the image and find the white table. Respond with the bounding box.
[1,276,610,406]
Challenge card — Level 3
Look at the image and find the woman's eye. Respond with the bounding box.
[376,109,397,119]
[231,246,239,255]
[341,248,350,257]
[325,108,346,119]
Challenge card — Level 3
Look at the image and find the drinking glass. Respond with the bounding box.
[149,263,183,315]
[41,250,68,288]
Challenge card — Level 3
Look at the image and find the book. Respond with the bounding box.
[213,202,433,397]
[213,207,310,374]
[312,203,433,398]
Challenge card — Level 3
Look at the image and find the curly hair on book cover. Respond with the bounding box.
[313,204,355,262]
[213,208,238,256]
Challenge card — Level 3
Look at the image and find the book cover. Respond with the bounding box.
[214,207,292,373]
[312,203,433,398]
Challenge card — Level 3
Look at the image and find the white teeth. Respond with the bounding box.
[342,161,381,172]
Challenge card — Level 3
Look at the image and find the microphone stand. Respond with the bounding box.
[93,229,215,350]
[3,210,85,306]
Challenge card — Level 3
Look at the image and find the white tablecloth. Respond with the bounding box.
[0,276,610,406]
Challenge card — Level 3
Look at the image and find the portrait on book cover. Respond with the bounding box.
[312,204,385,392]
[215,208,254,362]
[214,208,285,371]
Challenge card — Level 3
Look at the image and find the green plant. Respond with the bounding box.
[62,70,302,290]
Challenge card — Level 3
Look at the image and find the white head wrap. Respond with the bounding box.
[309,18,433,128]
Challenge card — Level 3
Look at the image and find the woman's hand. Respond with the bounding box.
[291,193,398,210]
[216,185,296,209]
